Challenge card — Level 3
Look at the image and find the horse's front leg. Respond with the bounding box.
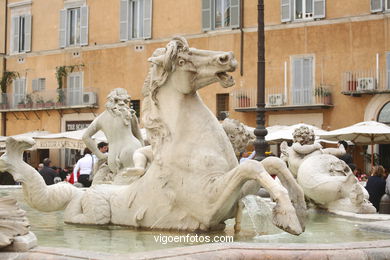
[261,157,307,230]
[209,160,303,235]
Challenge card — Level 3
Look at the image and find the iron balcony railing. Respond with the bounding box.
[233,85,333,110]
[341,70,390,94]
[0,87,98,111]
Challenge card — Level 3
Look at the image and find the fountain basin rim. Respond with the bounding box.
[3,240,390,259]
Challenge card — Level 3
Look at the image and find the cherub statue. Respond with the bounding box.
[281,126,376,213]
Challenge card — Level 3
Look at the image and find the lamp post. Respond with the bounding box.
[254,0,268,161]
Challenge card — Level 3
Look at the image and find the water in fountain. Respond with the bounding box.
[240,195,281,236]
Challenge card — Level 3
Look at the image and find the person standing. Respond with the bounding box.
[73,148,94,187]
[366,165,387,212]
[39,158,58,185]
[337,140,356,172]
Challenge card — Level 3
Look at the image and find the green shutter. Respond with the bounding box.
[24,15,32,52]
[143,0,152,39]
[230,0,240,28]
[59,9,67,48]
[281,0,292,22]
[12,16,20,53]
[313,0,325,19]
[80,6,89,46]
[120,0,129,41]
[202,0,212,31]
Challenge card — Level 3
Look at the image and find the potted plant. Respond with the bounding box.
[17,100,26,109]
[35,96,45,108]
[0,71,18,109]
[314,86,332,105]
[45,99,55,108]
[56,88,65,107]
[25,94,33,108]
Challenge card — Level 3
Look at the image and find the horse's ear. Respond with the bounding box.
[147,55,164,66]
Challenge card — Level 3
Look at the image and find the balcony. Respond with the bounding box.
[341,70,390,96]
[233,85,333,111]
[0,87,99,112]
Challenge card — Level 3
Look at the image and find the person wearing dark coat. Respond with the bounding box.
[39,158,58,185]
[337,140,356,172]
[365,165,387,212]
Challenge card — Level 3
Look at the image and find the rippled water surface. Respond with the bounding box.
[2,187,390,254]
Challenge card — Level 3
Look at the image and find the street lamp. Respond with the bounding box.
[254,0,268,161]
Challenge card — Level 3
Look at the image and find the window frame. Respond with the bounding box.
[202,0,240,32]
[291,55,315,105]
[120,0,152,41]
[11,14,31,54]
[59,4,88,48]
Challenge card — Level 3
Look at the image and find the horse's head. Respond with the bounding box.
[147,36,237,95]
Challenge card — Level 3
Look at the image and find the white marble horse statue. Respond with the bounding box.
[0,37,306,235]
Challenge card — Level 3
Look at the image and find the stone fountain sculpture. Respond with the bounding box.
[82,88,145,184]
[281,126,376,214]
[222,118,255,156]
[0,37,307,235]
[0,196,37,251]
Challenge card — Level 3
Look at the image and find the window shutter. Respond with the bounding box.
[32,79,38,92]
[120,0,129,41]
[59,9,67,48]
[313,0,325,19]
[143,0,152,39]
[24,15,32,52]
[80,6,89,46]
[12,16,20,53]
[202,0,212,31]
[230,0,240,28]
[371,0,383,12]
[292,58,303,105]
[281,0,292,22]
[302,58,313,104]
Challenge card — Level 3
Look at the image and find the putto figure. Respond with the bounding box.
[82,88,144,182]
[281,126,376,214]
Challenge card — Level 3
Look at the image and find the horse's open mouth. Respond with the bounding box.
[216,72,235,88]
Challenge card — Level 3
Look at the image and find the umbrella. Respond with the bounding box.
[34,129,107,150]
[319,121,390,167]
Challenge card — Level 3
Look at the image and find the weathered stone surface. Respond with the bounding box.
[0,37,305,236]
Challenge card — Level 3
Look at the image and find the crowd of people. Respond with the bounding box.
[33,141,109,188]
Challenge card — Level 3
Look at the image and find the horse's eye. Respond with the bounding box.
[178,59,185,66]
[114,98,118,102]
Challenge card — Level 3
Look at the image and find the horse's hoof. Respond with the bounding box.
[272,204,303,236]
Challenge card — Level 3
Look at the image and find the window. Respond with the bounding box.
[59,6,88,48]
[11,15,31,53]
[202,0,240,31]
[67,72,83,106]
[32,78,45,92]
[13,78,26,106]
[216,93,229,120]
[120,0,152,41]
[131,99,141,118]
[292,56,313,105]
[281,0,325,22]
[371,0,390,12]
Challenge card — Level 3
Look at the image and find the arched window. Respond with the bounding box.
[378,102,390,124]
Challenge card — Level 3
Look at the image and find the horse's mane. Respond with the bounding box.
[141,36,189,163]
